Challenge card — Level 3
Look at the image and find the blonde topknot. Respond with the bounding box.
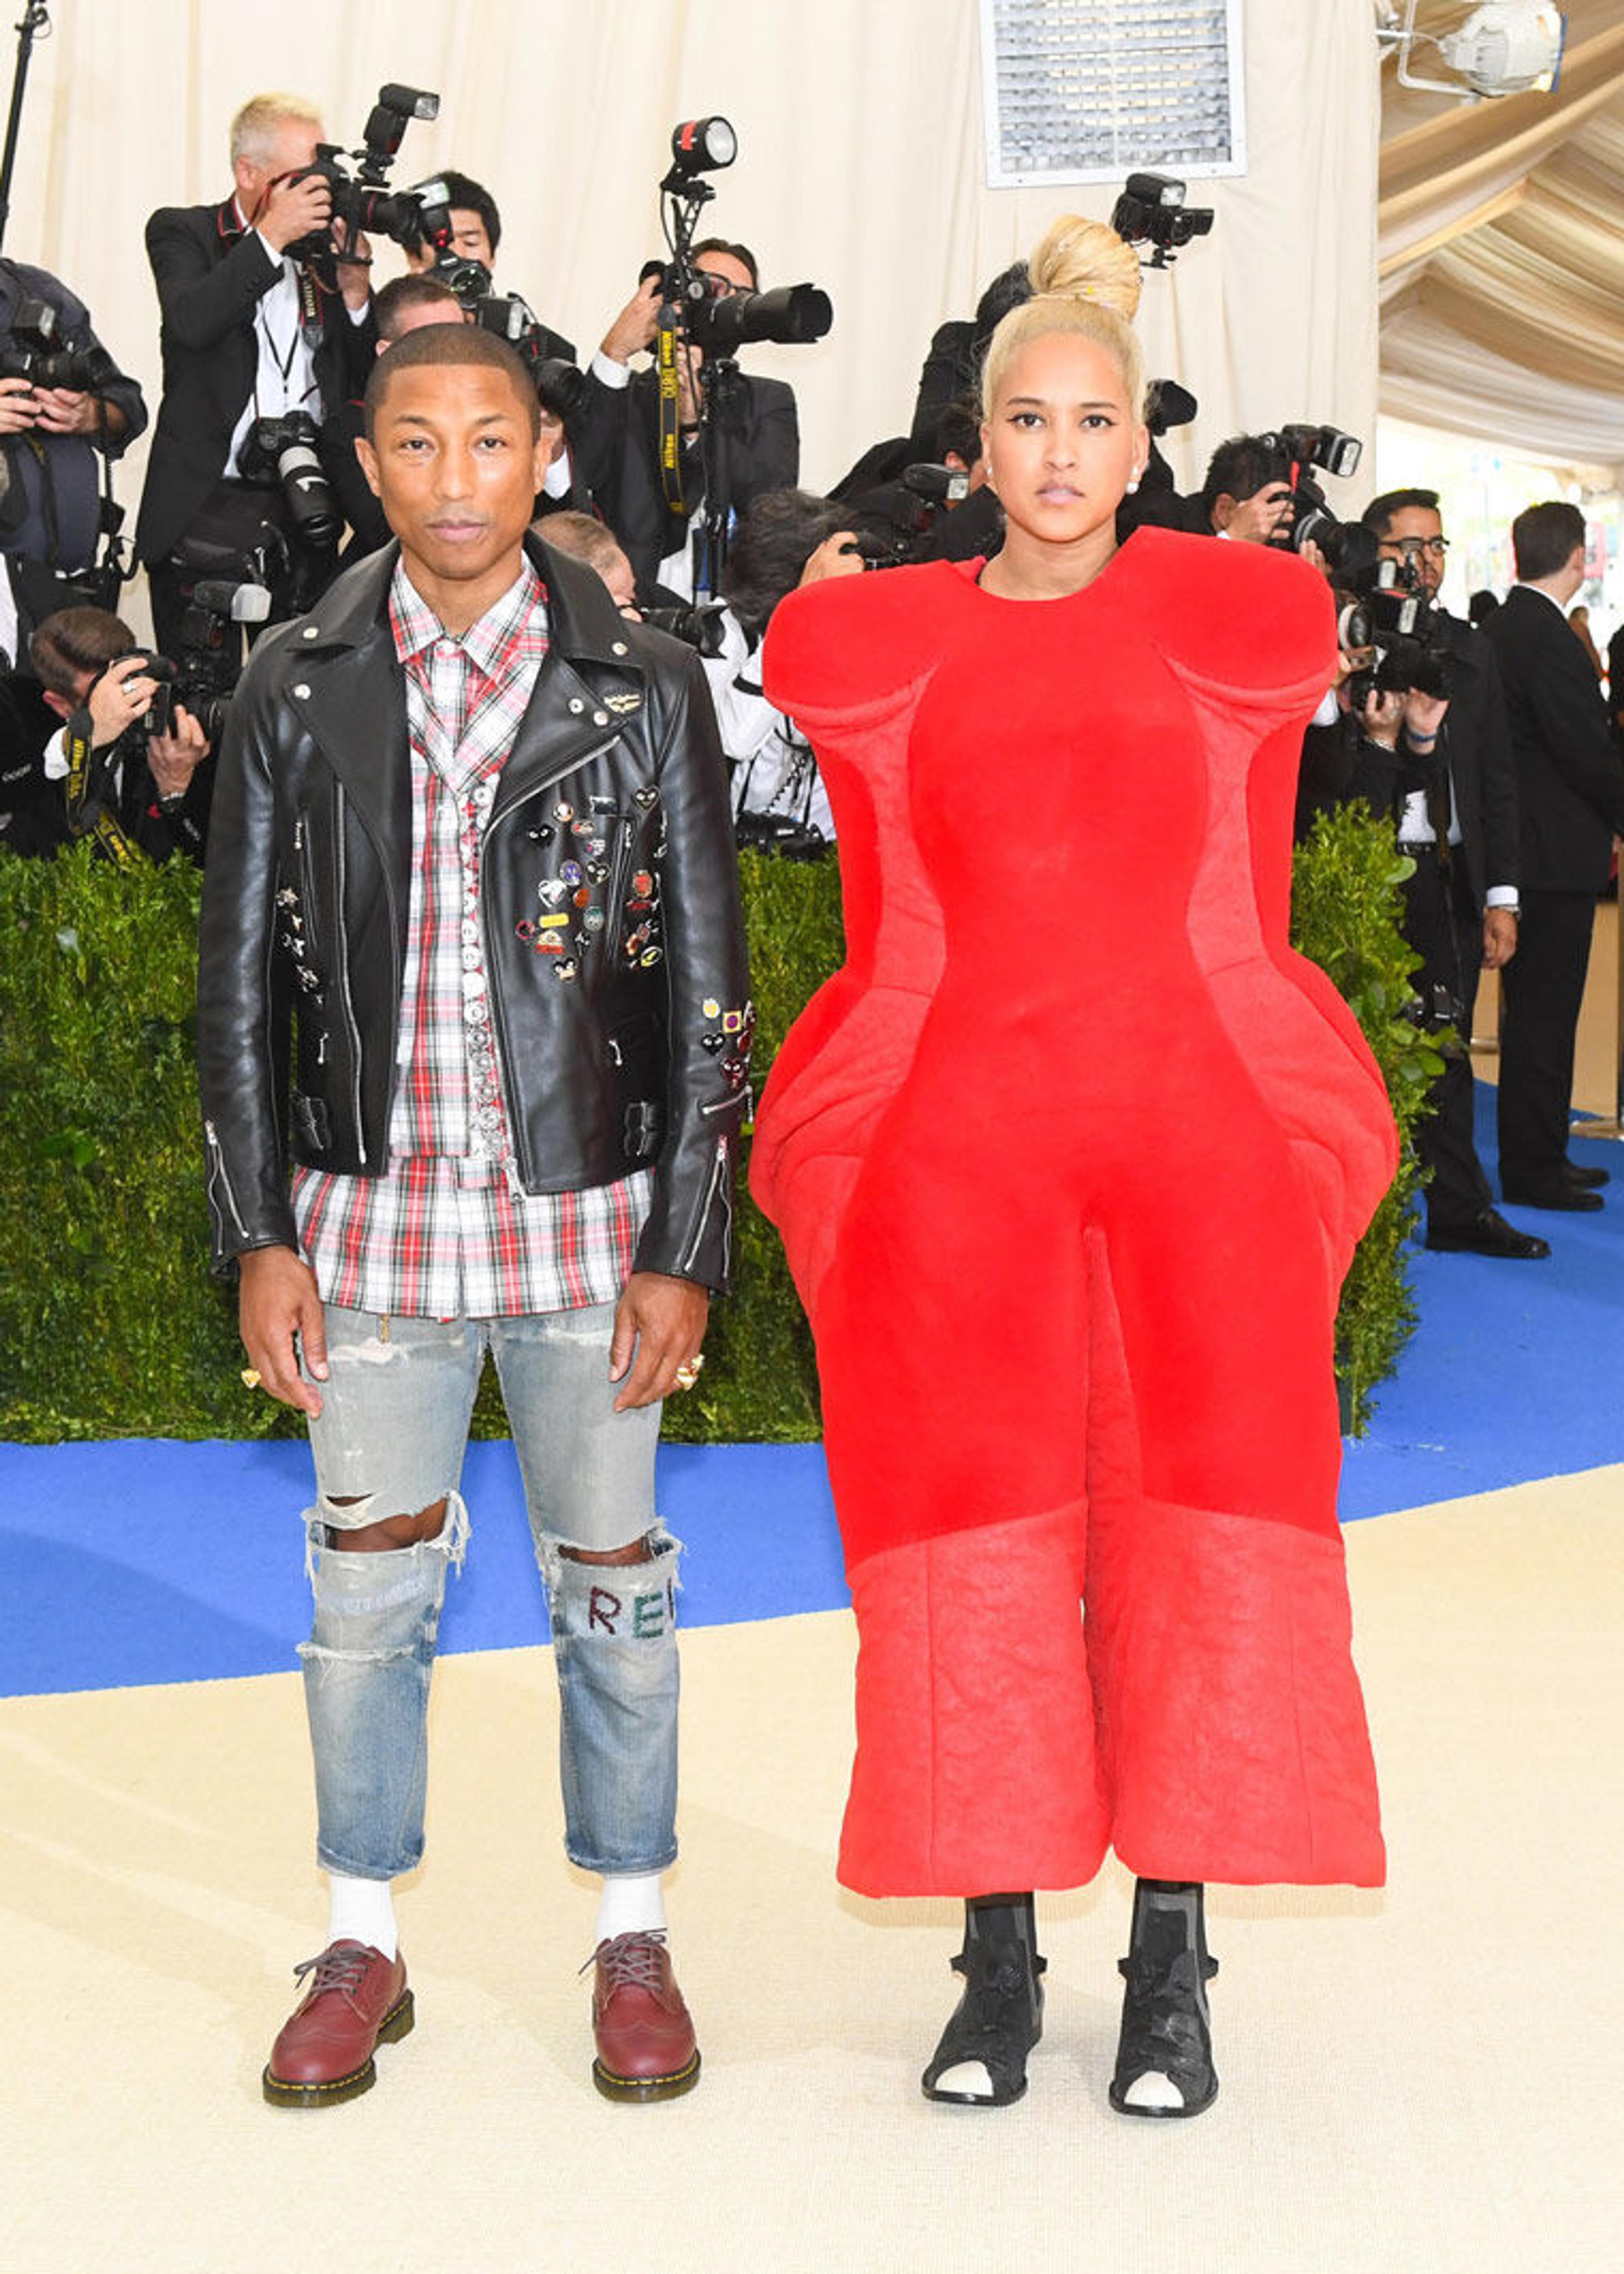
[981,214,1146,423]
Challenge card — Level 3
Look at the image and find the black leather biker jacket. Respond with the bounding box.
[196,534,750,1292]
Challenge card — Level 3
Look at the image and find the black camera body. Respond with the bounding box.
[125,562,271,748]
[640,601,730,657]
[236,412,341,549]
[1344,553,1452,711]
[1255,422,1370,571]
[283,83,442,267]
[1110,173,1215,267]
[639,257,831,357]
[733,807,827,861]
[0,295,115,390]
[469,292,585,423]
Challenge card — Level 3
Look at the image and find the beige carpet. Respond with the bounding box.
[5,1475,1621,2274]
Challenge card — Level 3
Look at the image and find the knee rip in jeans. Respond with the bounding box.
[303,1488,470,1583]
[543,1524,680,1641]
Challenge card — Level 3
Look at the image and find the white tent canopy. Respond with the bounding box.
[1379,1,1624,478]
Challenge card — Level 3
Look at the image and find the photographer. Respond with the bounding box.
[136,91,376,656]
[581,239,800,597]
[1196,433,1294,543]
[1305,486,1539,1260]
[707,489,861,851]
[31,605,212,865]
[0,255,146,577]
[401,168,502,291]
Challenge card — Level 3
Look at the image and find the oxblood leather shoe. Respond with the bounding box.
[262,1940,413,2108]
[589,1931,700,2101]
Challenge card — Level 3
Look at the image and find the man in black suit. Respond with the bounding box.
[1358,489,1547,1258]
[137,92,375,654]
[577,239,799,598]
[1484,500,1624,1210]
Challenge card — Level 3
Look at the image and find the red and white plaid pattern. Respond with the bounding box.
[291,560,649,1318]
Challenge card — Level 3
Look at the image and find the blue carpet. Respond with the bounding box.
[4,1086,1618,1699]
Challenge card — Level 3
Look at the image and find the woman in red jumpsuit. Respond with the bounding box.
[751,217,1396,2116]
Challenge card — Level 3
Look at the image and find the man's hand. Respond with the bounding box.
[1223,483,1293,545]
[1482,908,1519,971]
[86,655,158,750]
[799,531,866,586]
[29,386,105,437]
[239,1245,329,1417]
[258,168,332,255]
[147,703,209,801]
[609,1271,709,1411]
[1358,686,1404,750]
[1402,689,1449,745]
[0,374,38,433]
[599,276,662,365]
[332,220,373,312]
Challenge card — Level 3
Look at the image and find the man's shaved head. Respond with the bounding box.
[364,324,540,440]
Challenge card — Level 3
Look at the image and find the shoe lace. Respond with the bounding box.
[292,1944,376,1999]
[1117,1946,1218,2069]
[948,1943,1043,2040]
[583,1929,670,1991]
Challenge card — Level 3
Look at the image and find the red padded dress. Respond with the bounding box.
[752,530,1397,1899]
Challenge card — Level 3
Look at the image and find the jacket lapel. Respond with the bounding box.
[281,550,412,885]
[491,536,650,820]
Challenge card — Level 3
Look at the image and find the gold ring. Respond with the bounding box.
[240,1367,262,1390]
[673,1364,699,1391]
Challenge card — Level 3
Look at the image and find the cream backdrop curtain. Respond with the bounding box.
[7,0,1377,607]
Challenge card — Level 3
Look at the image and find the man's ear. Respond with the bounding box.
[1212,493,1236,532]
[354,433,383,500]
[41,689,71,722]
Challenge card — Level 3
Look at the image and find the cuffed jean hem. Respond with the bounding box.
[565,1839,681,1878]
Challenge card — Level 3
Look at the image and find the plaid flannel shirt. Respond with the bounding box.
[290,559,650,1317]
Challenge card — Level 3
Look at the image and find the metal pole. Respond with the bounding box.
[0,5,52,258]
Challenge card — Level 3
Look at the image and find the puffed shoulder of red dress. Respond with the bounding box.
[762,528,1336,723]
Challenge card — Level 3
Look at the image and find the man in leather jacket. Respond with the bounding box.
[197,324,748,2110]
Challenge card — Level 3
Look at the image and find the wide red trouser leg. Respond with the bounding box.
[815,1130,1385,1899]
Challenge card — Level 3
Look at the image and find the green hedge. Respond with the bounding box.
[0,815,1426,1442]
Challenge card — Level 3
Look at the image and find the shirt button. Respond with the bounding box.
[462,948,483,973]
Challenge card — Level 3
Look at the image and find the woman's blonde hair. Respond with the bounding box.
[980,214,1145,423]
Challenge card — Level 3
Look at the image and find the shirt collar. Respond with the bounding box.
[389,557,544,670]
[1515,581,1571,617]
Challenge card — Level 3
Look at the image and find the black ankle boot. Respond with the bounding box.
[1108,1879,1219,2119]
[921,1894,1046,2107]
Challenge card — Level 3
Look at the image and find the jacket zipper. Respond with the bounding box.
[680,1134,732,1277]
[332,786,368,1166]
[203,1119,250,1250]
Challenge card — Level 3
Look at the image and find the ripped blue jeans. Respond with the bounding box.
[300,1303,677,1882]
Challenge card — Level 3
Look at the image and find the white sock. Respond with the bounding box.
[326,1872,398,1960]
[595,1871,667,1945]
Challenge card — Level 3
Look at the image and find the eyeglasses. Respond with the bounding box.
[1381,536,1450,559]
